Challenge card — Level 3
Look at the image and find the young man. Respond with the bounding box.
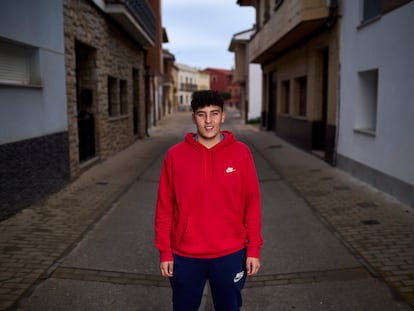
[155,90,263,311]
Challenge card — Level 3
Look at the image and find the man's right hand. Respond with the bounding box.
[160,261,174,277]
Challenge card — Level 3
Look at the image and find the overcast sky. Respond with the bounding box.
[162,0,255,70]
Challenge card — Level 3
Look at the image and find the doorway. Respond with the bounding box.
[133,68,140,136]
[312,48,329,159]
[75,41,97,163]
[267,71,277,131]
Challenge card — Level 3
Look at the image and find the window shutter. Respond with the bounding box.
[0,41,29,84]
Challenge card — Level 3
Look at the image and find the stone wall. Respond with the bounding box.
[0,132,70,220]
[64,0,147,178]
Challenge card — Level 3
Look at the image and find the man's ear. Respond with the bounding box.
[221,112,226,123]
[192,113,196,124]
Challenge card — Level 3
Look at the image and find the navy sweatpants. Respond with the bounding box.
[170,249,247,311]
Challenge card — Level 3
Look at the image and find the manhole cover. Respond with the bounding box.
[309,169,322,173]
[361,219,380,225]
[267,144,283,149]
[306,190,326,197]
[320,176,333,181]
[333,186,350,191]
[357,201,378,208]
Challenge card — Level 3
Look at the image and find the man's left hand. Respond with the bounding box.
[246,257,261,275]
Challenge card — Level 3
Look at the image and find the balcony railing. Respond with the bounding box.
[180,83,198,92]
[104,0,156,47]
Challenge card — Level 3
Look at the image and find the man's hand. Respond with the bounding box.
[246,257,261,276]
[160,261,174,277]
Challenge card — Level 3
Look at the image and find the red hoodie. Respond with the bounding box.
[155,131,263,262]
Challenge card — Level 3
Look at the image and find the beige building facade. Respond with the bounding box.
[197,70,211,91]
[163,49,178,114]
[238,0,340,164]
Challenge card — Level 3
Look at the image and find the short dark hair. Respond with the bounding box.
[191,90,224,112]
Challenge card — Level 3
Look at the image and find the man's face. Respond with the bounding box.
[192,105,225,144]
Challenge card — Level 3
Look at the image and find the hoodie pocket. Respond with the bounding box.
[175,214,245,254]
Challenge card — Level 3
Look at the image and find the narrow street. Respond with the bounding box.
[1,111,413,310]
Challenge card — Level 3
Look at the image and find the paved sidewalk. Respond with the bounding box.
[0,111,413,310]
[0,113,190,311]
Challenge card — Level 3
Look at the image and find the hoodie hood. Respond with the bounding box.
[184,130,236,151]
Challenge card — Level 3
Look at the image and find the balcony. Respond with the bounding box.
[180,83,197,92]
[248,0,330,63]
[103,0,156,47]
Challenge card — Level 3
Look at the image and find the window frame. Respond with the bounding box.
[354,69,379,135]
[280,80,290,115]
[293,76,307,117]
[120,79,128,115]
[108,76,118,117]
[360,0,381,24]
[0,39,41,87]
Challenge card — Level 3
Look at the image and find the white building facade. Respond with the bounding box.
[0,0,69,219]
[247,63,262,121]
[229,28,262,122]
[176,63,198,111]
[337,1,414,207]
[0,0,157,219]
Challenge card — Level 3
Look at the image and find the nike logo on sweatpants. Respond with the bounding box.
[233,271,244,283]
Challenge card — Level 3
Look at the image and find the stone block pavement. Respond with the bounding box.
[232,121,414,309]
[0,117,183,311]
[0,111,413,310]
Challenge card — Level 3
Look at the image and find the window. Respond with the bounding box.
[263,0,270,23]
[120,79,127,115]
[280,80,290,114]
[362,0,381,22]
[0,39,40,86]
[293,77,307,117]
[108,76,118,116]
[108,77,129,116]
[274,0,283,11]
[355,69,378,134]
